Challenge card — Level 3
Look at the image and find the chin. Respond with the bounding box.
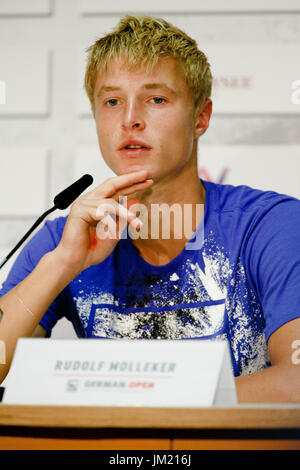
[122,165,153,177]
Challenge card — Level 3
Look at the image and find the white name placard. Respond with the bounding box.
[3,339,237,407]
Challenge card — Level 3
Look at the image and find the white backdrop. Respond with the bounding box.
[0,0,299,339]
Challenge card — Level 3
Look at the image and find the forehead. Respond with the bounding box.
[94,56,189,94]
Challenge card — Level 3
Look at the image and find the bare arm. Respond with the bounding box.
[235,317,300,403]
[0,248,76,383]
[0,170,153,384]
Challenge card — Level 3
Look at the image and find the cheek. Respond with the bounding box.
[168,117,194,152]
[96,116,108,138]
[96,119,116,150]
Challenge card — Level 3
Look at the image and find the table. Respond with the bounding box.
[0,404,300,450]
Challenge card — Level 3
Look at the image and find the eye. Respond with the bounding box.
[105,99,119,107]
[151,97,166,104]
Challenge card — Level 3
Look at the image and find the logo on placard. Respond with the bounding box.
[66,379,80,392]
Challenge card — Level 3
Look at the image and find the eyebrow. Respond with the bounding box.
[97,82,178,97]
[143,83,177,95]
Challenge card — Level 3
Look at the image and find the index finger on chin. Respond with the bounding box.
[95,170,149,198]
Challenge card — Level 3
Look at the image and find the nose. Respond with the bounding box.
[122,101,145,131]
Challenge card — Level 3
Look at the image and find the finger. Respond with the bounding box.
[96,200,137,220]
[114,179,153,201]
[95,199,144,226]
[96,214,118,240]
[96,201,134,219]
[96,211,143,241]
[95,170,150,199]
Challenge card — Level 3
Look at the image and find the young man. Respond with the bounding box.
[0,16,300,402]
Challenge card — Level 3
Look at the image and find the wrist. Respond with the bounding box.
[41,247,81,287]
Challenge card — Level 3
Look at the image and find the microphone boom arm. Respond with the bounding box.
[0,174,93,270]
[0,205,57,270]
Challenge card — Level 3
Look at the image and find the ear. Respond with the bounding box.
[194,99,213,139]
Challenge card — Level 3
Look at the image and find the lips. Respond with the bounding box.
[118,139,151,150]
[118,139,152,157]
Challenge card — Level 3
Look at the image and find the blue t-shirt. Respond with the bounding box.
[1,179,300,377]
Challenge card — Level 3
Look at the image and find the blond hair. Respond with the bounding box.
[84,15,212,115]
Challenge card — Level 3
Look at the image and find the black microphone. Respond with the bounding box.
[53,174,93,210]
[0,174,93,270]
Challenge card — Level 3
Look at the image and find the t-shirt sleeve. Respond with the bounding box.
[246,198,300,343]
[0,218,67,337]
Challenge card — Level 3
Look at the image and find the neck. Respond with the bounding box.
[129,157,205,265]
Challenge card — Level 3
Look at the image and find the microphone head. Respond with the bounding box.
[53,174,94,210]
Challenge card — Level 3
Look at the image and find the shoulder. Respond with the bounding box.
[202,179,300,216]
[21,215,68,267]
[0,216,68,296]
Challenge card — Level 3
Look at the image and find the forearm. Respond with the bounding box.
[0,247,77,383]
[235,364,300,403]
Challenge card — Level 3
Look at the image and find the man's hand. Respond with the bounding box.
[54,170,153,275]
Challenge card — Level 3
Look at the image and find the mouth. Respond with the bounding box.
[118,141,152,157]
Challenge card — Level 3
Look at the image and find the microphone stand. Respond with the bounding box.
[0,173,93,271]
[0,205,57,270]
